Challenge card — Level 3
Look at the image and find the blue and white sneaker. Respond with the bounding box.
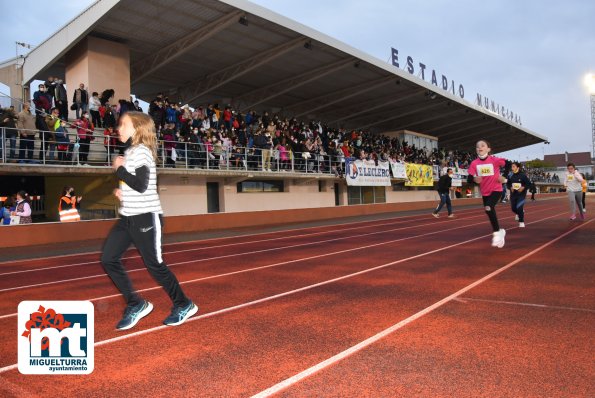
[116,300,153,330]
[163,301,199,326]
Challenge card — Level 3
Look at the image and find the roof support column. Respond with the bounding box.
[0,62,26,108]
[65,36,130,119]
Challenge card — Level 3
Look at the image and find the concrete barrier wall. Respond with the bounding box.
[1,193,566,249]
[1,197,482,249]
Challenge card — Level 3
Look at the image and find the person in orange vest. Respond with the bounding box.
[59,186,82,222]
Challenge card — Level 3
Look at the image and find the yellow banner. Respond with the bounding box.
[405,163,434,186]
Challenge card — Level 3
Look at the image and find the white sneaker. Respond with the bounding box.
[491,229,506,248]
[447,214,455,218]
[583,208,587,213]
[432,212,439,218]
[519,222,525,228]
[514,214,519,221]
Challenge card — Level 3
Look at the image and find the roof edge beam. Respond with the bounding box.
[293,76,395,118]
[354,101,445,130]
[438,119,496,139]
[388,108,463,132]
[417,114,481,133]
[236,57,354,112]
[441,126,501,147]
[131,10,243,84]
[180,36,307,104]
[327,89,421,125]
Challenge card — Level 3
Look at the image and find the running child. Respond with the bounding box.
[506,162,531,228]
[468,139,507,248]
[101,111,198,330]
[563,163,584,220]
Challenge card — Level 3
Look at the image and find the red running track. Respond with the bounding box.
[0,196,593,397]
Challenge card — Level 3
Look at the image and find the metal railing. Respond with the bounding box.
[0,127,346,175]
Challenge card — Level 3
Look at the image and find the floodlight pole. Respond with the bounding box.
[591,94,595,160]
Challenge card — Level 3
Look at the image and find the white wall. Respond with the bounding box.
[386,188,438,203]
[156,176,461,216]
[223,179,335,213]
[158,174,208,216]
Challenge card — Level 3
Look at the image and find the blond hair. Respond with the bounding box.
[123,111,159,161]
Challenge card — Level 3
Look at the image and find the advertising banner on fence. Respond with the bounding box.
[405,163,434,186]
[345,158,391,186]
[389,161,407,179]
[442,166,468,187]
[442,166,469,179]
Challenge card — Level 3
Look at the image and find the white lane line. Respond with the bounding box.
[0,211,493,293]
[456,297,595,313]
[0,207,485,275]
[0,212,568,373]
[0,205,481,267]
[0,205,562,316]
[0,216,494,319]
[250,218,594,398]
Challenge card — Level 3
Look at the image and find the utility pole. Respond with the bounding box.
[585,74,595,160]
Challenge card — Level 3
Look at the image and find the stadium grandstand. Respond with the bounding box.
[0,0,555,242]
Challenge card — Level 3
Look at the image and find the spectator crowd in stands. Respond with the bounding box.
[0,83,566,184]
[524,167,560,183]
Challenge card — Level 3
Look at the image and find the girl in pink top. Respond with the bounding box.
[468,140,507,248]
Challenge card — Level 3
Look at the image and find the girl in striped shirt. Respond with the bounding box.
[101,112,198,330]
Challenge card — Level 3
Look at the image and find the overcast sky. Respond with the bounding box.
[1,0,594,160]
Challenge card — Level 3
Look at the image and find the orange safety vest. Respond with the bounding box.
[59,196,80,222]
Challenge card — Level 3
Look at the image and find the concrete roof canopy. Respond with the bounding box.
[21,0,547,153]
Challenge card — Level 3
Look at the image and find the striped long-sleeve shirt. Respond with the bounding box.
[118,144,162,216]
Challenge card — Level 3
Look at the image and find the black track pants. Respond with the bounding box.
[482,191,502,232]
[101,212,189,307]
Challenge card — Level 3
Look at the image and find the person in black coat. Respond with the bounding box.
[432,168,455,218]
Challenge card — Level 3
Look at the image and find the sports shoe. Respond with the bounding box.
[432,212,439,218]
[519,222,525,228]
[447,214,455,218]
[514,214,519,221]
[163,301,199,326]
[570,216,576,221]
[491,229,506,248]
[582,208,586,212]
[116,300,153,330]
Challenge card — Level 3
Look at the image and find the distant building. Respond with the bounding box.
[544,152,594,179]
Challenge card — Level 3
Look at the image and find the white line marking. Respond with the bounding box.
[0,216,493,319]
[0,205,480,267]
[0,212,493,293]
[456,297,595,313]
[0,207,485,275]
[0,212,571,374]
[250,218,593,398]
[0,201,552,292]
